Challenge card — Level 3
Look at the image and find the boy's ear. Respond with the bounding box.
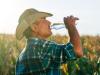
[30,24,38,32]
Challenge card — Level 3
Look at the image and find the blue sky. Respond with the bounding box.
[0,0,100,35]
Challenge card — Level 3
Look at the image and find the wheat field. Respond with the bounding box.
[0,34,100,75]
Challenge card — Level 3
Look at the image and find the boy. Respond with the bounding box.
[15,8,83,75]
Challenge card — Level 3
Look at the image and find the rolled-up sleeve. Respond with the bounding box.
[61,42,77,63]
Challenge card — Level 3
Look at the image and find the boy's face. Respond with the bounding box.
[33,18,52,38]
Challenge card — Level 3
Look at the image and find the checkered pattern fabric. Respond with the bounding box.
[15,38,76,75]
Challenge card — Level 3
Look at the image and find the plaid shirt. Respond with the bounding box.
[15,38,76,75]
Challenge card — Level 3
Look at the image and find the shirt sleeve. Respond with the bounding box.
[62,42,77,63]
[45,41,77,64]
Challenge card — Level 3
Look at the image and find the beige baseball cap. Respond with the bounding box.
[16,8,53,40]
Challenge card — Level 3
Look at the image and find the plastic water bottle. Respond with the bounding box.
[50,23,66,30]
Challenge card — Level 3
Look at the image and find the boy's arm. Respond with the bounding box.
[64,15,83,57]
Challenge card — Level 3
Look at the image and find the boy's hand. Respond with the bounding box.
[64,15,79,28]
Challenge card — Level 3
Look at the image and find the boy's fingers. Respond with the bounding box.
[74,17,79,20]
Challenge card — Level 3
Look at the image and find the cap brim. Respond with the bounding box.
[34,12,53,19]
[39,12,53,17]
